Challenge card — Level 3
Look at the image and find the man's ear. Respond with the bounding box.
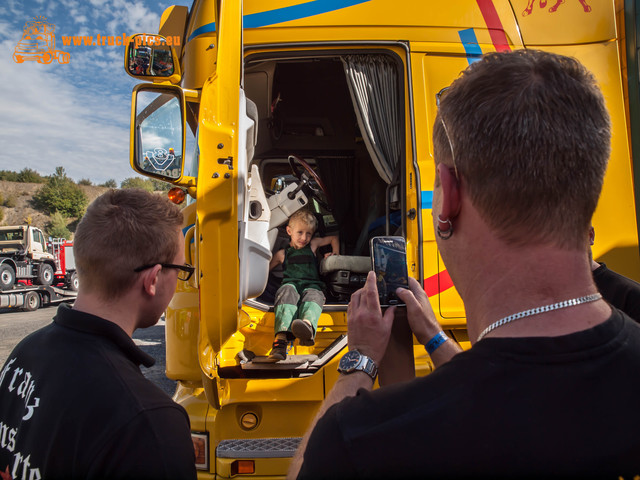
[437,163,461,221]
[141,264,162,297]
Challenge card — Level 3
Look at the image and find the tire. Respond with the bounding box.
[23,291,40,312]
[0,264,16,291]
[38,52,53,64]
[36,264,54,286]
[67,271,79,292]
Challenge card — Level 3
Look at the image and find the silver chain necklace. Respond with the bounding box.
[476,293,603,342]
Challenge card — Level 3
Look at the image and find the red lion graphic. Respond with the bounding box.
[523,0,592,16]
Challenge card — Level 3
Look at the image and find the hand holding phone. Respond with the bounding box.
[370,236,409,306]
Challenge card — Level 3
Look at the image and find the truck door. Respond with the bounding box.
[30,228,48,261]
[196,0,255,356]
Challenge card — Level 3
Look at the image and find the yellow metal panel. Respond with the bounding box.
[197,0,243,361]
[513,0,616,45]
[218,375,324,406]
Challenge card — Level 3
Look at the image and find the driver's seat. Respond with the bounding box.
[319,255,370,301]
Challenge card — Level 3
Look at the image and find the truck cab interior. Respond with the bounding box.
[201,49,412,374]
[243,51,407,311]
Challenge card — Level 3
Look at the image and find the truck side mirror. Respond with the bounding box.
[125,34,181,84]
[131,85,186,182]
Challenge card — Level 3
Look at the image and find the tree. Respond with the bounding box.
[120,177,154,192]
[16,168,45,183]
[101,179,117,188]
[0,170,19,182]
[47,211,72,239]
[78,178,93,186]
[150,178,171,192]
[33,166,88,217]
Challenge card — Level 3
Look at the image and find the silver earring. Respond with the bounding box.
[437,216,453,240]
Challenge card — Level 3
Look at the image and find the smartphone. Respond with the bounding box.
[370,236,409,306]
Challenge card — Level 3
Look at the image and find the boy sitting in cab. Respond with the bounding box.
[268,209,339,360]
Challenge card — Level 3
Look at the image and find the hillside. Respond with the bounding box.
[0,180,110,237]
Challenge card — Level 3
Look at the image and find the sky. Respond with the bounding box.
[1,0,192,185]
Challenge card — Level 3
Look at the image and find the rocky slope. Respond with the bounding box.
[0,180,110,236]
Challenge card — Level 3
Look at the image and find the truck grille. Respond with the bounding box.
[216,437,301,458]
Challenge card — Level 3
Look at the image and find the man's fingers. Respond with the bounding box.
[395,287,421,311]
[382,305,396,324]
[408,277,427,301]
[364,271,377,289]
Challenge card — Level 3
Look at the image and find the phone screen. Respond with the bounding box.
[370,236,409,305]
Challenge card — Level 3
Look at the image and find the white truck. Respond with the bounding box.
[0,225,77,311]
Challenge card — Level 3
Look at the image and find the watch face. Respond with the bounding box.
[339,350,361,371]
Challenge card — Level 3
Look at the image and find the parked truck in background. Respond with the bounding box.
[125,1,640,477]
[0,225,77,311]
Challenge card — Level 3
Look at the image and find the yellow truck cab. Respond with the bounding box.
[126,1,640,477]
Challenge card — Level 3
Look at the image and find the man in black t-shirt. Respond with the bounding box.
[289,50,640,479]
[0,189,196,480]
[590,226,640,321]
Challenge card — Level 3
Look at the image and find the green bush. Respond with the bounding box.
[3,196,16,208]
[101,179,117,188]
[16,168,45,183]
[0,170,19,182]
[33,166,88,217]
[120,177,154,192]
[78,178,93,186]
[150,178,171,192]
[47,211,72,239]
[0,208,4,224]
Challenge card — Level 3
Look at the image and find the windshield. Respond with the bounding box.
[0,230,24,241]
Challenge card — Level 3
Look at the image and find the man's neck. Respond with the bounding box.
[72,292,138,337]
[456,242,609,343]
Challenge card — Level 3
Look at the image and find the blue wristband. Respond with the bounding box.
[425,331,448,355]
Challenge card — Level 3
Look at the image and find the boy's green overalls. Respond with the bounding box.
[274,244,326,340]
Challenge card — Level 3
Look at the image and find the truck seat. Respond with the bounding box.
[319,255,370,300]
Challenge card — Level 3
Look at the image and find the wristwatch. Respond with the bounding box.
[337,349,378,381]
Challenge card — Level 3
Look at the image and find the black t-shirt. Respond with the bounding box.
[593,262,640,322]
[0,304,196,480]
[299,310,640,479]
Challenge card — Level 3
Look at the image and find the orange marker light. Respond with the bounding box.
[190,432,208,470]
[168,187,186,205]
[231,460,255,475]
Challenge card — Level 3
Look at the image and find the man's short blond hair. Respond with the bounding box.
[74,188,184,300]
[288,209,317,232]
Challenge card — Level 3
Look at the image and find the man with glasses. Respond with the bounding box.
[0,189,196,479]
[291,50,640,478]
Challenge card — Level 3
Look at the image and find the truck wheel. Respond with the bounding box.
[23,291,40,312]
[0,265,16,291]
[39,52,53,64]
[67,271,79,291]
[36,264,54,286]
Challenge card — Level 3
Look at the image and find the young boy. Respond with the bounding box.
[268,209,339,360]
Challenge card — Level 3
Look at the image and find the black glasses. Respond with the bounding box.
[435,86,460,181]
[134,263,195,281]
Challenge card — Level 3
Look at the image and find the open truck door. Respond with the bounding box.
[128,0,270,367]
[193,0,270,361]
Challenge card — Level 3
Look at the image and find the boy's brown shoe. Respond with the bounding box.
[292,319,315,346]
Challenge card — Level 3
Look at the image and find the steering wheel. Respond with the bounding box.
[288,154,332,208]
